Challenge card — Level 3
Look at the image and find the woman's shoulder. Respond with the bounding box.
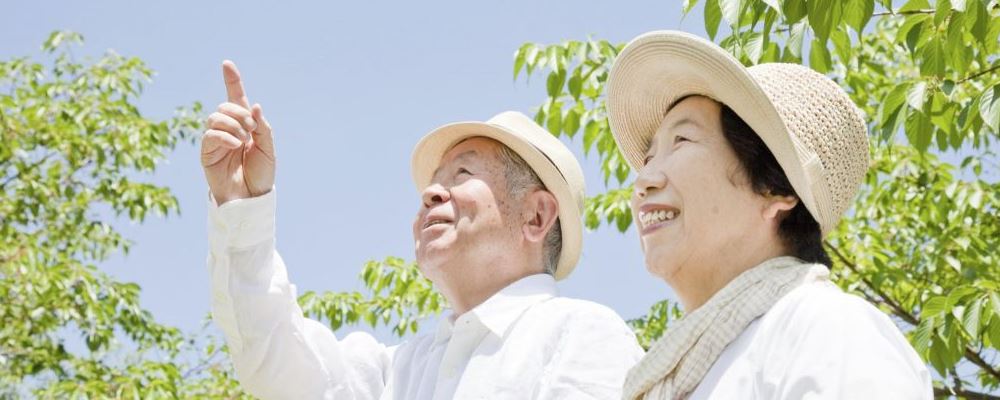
[741,278,933,398]
[756,279,901,343]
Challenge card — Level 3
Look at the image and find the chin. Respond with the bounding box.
[644,248,683,283]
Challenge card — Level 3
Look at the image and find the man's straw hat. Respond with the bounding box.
[411,111,585,279]
[607,30,870,235]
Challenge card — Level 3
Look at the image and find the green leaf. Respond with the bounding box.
[782,0,807,23]
[546,106,563,136]
[923,296,948,318]
[808,0,843,42]
[906,111,933,152]
[911,318,934,356]
[513,44,528,80]
[762,0,781,13]
[917,40,946,77]
[934,0,952,25]
[928,335,949,375]
[720,0,742,27]
[744,32,765,64]
[583,119,601,156]
[844,0,875,33]
[705,0,723,40]
[944,255,962,272]
[546,70,566,98]
[786,20,808,59]
[830,28,852,63]
[809,38,833,73]
[898,15,930,54]
[906,81,927,112]
[563,107,581,137]
[899,0,931,13]
[979,84,1000,132]
[970,0,989,42]
[683,0,701,14]
[963,298,982,338]
[568,70,583,100]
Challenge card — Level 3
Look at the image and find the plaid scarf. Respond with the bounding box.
[622,257,830,400]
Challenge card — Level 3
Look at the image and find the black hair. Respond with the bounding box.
[719,105,832,268]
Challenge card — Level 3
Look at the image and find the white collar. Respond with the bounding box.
[434,274,557,344]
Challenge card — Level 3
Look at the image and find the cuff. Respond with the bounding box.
[207,188,276,249]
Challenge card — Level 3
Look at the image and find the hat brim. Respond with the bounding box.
[607,31,825,231]
[411,121,582,280]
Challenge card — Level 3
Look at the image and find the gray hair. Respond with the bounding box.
[495,144,562,276]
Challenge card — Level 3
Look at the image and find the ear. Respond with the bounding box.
[522,189,559,244]
[761,193,798,222]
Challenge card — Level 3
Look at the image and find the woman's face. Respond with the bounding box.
[630,96,774,293]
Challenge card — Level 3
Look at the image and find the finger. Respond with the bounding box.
[250,103,275,155]
[201,129,243,150]
[222,60,250,109]
[206,112,249,142]
[217,102,257,132]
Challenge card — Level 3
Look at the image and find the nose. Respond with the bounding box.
[634,160,667,200]
[421,183,450,208]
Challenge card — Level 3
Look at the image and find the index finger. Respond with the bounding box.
[222,60,250,109]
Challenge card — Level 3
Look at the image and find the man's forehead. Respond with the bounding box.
[432,137,501,173]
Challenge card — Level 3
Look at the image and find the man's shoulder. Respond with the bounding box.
[530,295,632,328]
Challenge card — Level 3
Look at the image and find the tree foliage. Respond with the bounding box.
[514,0,1000,397]
[0,31,258,398]
[8,0,1000,396]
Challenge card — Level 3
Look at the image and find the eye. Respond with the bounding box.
[457,167,471,175]
[674,135,690,144]
[642,155,654,166]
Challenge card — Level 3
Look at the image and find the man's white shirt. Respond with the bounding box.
[207,190,644,399]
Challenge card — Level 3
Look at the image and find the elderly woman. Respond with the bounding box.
[606,31,932,399]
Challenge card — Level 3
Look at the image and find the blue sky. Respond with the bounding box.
[5,1,708,340]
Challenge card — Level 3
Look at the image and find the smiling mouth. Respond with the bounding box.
[422,219,452,230]
[638,208,681,228]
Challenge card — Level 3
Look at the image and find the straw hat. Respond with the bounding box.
[607,30,869,235]
[411,111,585,280]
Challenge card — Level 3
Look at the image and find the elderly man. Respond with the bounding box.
[200,60,643,399]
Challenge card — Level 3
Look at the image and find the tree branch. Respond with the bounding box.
[958,65,1000,84]
[825,241,1000,383]
[826,242,919,325]
[934,386,1000,400]
[873,9,935,17]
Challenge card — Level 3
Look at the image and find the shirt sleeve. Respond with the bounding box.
[207,189,392,399]
[533,303,645,399]
[766,284,933,400]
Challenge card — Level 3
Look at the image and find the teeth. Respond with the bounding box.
[640,209,679,225]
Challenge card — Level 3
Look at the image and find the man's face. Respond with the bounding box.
[413,137,521,282]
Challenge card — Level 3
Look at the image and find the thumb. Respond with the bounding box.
[250,103,275,157]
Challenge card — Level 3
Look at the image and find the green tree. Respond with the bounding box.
[513,0,1000,398]
[0,31,257,398]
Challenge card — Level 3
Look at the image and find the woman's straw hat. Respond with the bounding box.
[411,111,585,279]
[607,30,870,235]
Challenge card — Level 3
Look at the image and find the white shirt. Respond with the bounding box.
[207,190,644,400]
[688,280,933,399]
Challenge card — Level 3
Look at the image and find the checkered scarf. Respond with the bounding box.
[622,257,830,400]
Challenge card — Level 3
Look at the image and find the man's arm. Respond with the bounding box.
[202,61,391,399]
[208,189,391,399]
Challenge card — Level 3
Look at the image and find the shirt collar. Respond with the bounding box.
[434,274,558,344]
